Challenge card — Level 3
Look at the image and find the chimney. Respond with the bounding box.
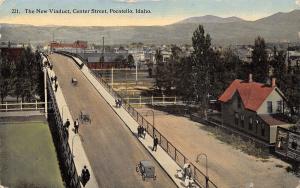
[272,78,276,87]
[249,74,253,83]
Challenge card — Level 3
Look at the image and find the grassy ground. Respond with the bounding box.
[0,121,64,188]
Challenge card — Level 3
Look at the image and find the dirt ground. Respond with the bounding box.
[137,108,300,188]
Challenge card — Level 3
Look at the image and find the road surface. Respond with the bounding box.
[49,53,176,188]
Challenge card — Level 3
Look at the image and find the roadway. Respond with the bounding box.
[49,53,176,188]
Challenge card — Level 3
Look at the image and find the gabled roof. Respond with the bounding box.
[218,79,275,112]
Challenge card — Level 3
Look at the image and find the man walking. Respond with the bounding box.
[152,135,159,151]
[74,118,79,134]
[54,83,58,92]
[81,165,90,187]
[64,119,70,130]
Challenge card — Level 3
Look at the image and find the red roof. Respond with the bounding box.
[218,79,275,111]
[259,114,290,126]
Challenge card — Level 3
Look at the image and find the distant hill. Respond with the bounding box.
[0,9,300,46]
[176,15,244,24]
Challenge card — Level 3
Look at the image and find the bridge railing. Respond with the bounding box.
[46,71,81,188]
[88,64,218,188]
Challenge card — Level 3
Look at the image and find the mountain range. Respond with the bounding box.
[0,9,300,46]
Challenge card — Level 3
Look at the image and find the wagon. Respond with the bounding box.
[136,160,156,181]
[80,110,91,124]
[71,77,78,86]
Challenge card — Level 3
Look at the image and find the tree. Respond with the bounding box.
[0,55,14,103]
[251,36,269,83]
[174,56,194,102]
[127,54,135,68]
[191,25,214,117]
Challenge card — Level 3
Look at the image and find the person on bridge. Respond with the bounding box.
[54,83,58,92]
[137,125,142,138]
[54,75,57,83]
[81,165,90,187]
[152,135,159,151]
[64,119,70,130]
[74,119,80,134]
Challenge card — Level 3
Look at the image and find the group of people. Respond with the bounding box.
[63,118,80,137]
[137,125,146,139]
[115,98,122,108]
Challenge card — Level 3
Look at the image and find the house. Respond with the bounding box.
[218,74,293,144]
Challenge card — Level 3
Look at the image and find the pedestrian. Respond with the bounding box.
[81,165,90,187]
[137,125,142,138]
[54,83,58,92]
[152,135,158,151]
[141,126,146,139]
[74,118,79,134]
[54,75,57,84]
[64,119,70,130]
[119,99,122,107]
[115,99,119,108]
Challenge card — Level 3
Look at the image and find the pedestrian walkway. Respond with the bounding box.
[74,58,186,187]
[46,60,99,188]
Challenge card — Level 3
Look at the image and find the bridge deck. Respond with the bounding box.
[49,54,176,188]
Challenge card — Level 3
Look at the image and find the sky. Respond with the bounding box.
[0,0,299,26]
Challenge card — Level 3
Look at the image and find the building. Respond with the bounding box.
[286,50,300,68]
[218,74,293,144]
[0,42,26,62]
[50,40,88,52]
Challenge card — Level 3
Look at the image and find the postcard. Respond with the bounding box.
[0,0,299,188]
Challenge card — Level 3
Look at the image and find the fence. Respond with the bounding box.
[87,63,218,188]
[46,72,81,188]
[0,101,46,112]
[123,96,177,106]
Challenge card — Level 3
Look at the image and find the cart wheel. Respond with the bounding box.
[136,165,139,173]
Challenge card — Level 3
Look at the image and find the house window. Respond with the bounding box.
[235,113,239,126]
[249,117,253,130]
[267,101,273,113]
[255,120,259,133]
[240,114,245,127]
[261,124,265,137]
[277,101,282,113]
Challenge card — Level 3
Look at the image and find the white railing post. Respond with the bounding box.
[21,101,23,111]
[139,96,142,107]
[35,100,38,110]
[163,95,165,105]
[6,102,8,112]
[151,95,153,105]
[174,96,177,104]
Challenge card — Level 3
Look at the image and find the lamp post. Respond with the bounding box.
[196,153,209,188]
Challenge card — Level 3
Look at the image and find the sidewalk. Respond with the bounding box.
[75,59,186,188]
[46,62,99,188]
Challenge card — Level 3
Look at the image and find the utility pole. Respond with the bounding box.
[44,66,48,119]
[111,67,114,89]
